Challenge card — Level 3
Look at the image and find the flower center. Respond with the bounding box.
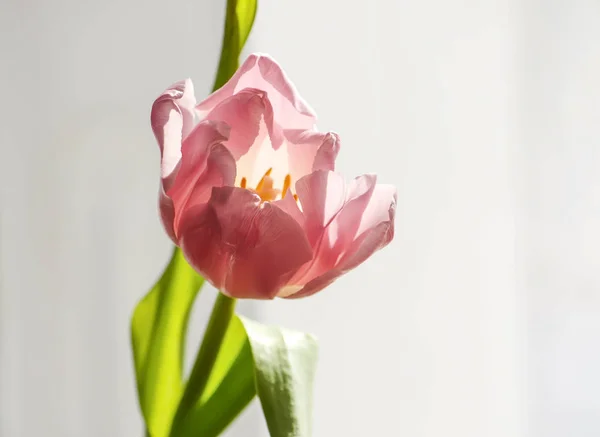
[240,168,298,202]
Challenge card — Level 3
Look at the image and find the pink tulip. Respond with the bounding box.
[151,54,396,299]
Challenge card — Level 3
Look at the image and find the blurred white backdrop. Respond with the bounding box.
[1,0,599,436]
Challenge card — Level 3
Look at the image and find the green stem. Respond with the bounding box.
[169,292,237,436]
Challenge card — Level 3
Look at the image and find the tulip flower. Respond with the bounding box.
[151,54,396,299]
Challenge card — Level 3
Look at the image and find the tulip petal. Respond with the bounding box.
[355,183,397,239]
[151,79,196,185]
[294,170,346,247]
[285,178,397,299]
[325,174,379,255]
[158,186,177,243]
[284,130,340,184]
[173,143,237,237]
[195,55,256,117]
[289,173,373,285]
[287,217,395,299]
[311,132,341,172]
[272,192,305,229]
[205,88,268,160]
[163,121,236,237]
[179,187,313,299]
[197,54,316,148]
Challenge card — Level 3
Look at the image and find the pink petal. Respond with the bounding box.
[178,187,313,299]
[172,143,237,239]
[164,121,236,239]
[257,55,315,121]
[312,132,341,172]
[287,217,395,299]
[289,173,374,285]
[195,56,257,117]
[151,78,196,185]
[204,88,269,160]
[284,178,397,299]
[285,130,340,183]
[196,54,317,148]
[323,174,379,257]
[272,191,305,228]
[159,186,177,243]
[355,183,397,238]
[294,170,346,247]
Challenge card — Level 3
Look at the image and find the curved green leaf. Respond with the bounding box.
[131,247,204,437]
[178,315,319,437]
[241,316,319,437]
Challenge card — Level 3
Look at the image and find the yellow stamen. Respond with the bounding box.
[255,168,272,192]
[256,176,279,202]
[282,174,291,197]
[238,168,300,204]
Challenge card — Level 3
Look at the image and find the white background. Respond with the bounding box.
[1,0,599,436]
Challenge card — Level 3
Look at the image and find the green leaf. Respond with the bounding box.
[241,316,319,437]
[131,247,204,437]
[212,0,258,91]
[178,315,319,437]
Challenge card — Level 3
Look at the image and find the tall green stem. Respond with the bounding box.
[169,292,237,436]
